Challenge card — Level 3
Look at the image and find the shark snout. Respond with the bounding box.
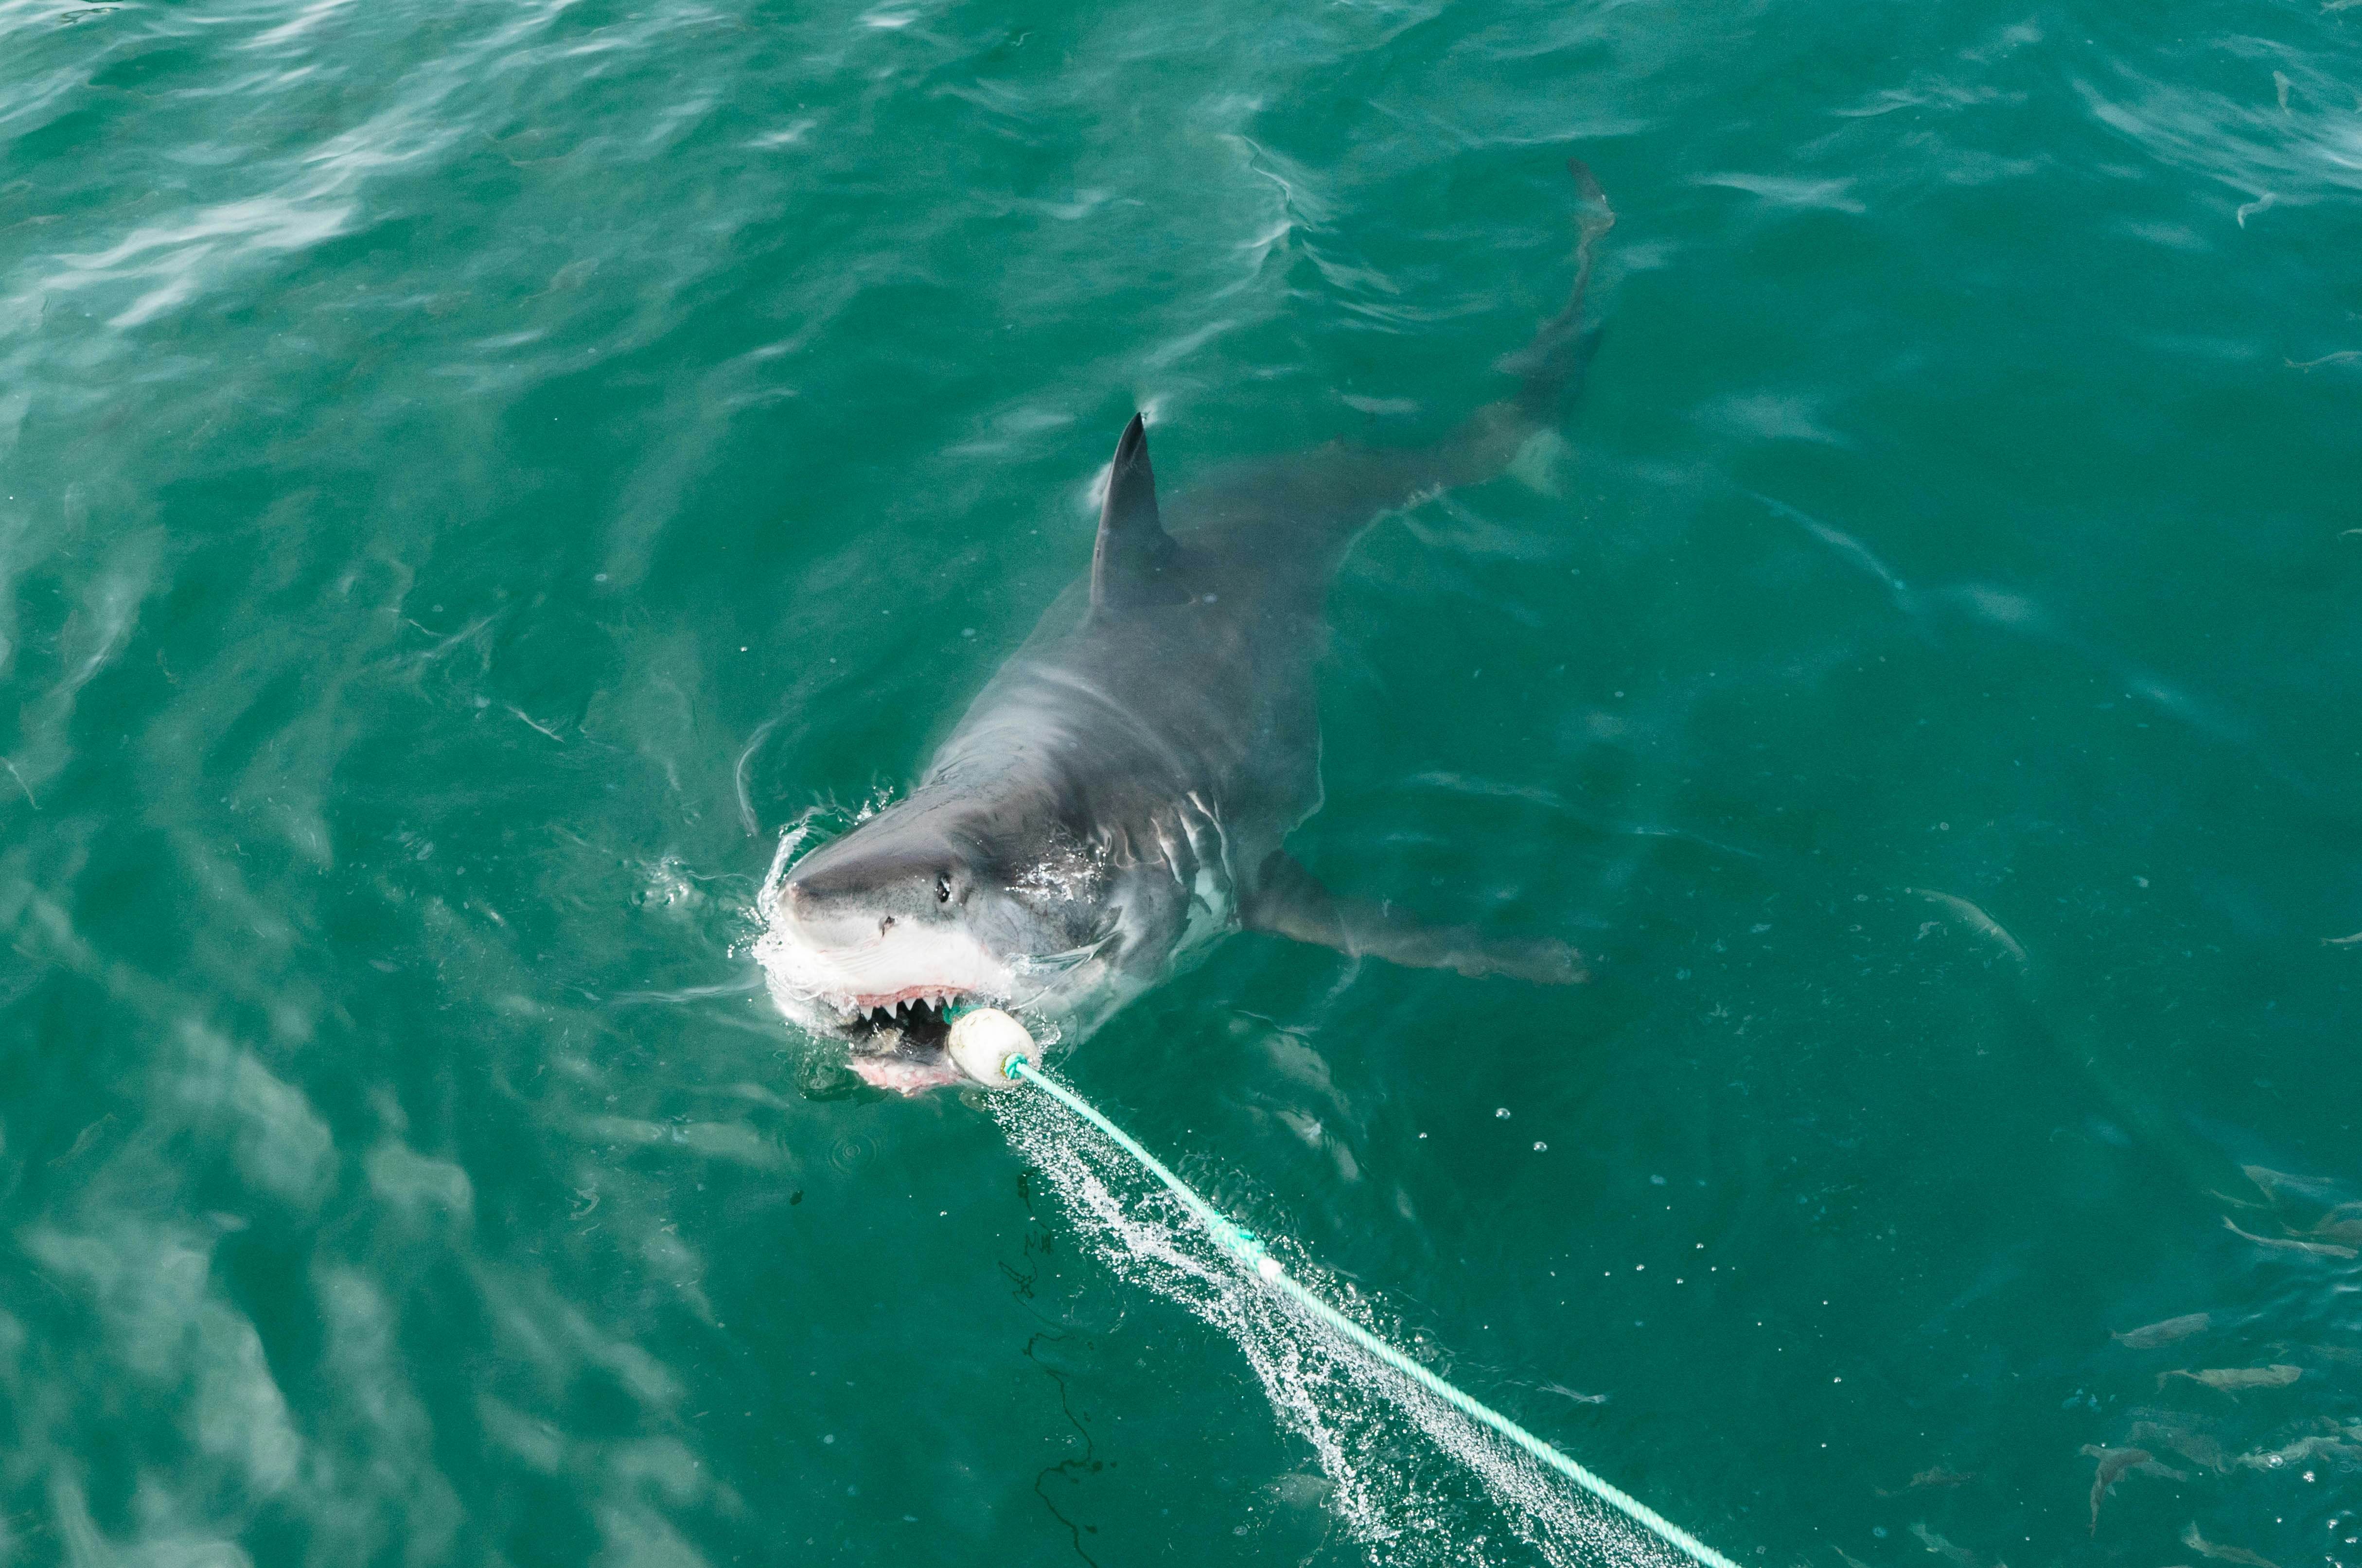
[774,874,863,929]
[782,828,964,911]
[763,845,1018,1015]
[772,871,873,941]
[756,802,1106,1095]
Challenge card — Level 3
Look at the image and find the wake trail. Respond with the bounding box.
[990,1088,1701,1568]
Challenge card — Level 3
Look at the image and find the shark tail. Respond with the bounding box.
[1499,159,1617,415]
[1175,158,1617,535]
[1412,158,1617,491]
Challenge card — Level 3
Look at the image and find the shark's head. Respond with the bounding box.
[755,790,1121,1092]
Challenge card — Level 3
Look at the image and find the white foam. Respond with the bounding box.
[990,1090,1696,1568]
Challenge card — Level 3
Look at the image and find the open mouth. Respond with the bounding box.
[837,991,975,1093]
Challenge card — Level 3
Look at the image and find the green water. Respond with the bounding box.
[6,0,2361,1561]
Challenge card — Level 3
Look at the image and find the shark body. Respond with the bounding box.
[758,162,1613,1091]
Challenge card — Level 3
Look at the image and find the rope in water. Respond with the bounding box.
[1004,1054,1744,1568]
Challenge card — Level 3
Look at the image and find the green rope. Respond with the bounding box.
[1005,1054,1743,1568]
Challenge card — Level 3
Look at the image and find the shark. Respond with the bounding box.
[757,160,1614,1092]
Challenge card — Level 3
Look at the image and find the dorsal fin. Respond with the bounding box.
[1089,414,1188,614]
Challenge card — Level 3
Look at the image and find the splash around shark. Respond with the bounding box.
[757,161,1614,1093]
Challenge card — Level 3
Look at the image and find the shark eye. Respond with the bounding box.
[935,873,952,904]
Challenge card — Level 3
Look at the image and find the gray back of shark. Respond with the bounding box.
[759,161,1615,1092]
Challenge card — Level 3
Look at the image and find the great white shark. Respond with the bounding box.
[757,161,1614,1092]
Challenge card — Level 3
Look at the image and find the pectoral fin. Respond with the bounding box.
[1241,851,1588,984]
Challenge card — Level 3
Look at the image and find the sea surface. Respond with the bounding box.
[5,0,2361,1562]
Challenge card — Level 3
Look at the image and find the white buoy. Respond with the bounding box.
[948,1007,1033,1088]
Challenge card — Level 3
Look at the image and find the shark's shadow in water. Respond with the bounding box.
[757,160,1617,1092]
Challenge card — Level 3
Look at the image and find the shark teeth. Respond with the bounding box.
[825,990,976,1029]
